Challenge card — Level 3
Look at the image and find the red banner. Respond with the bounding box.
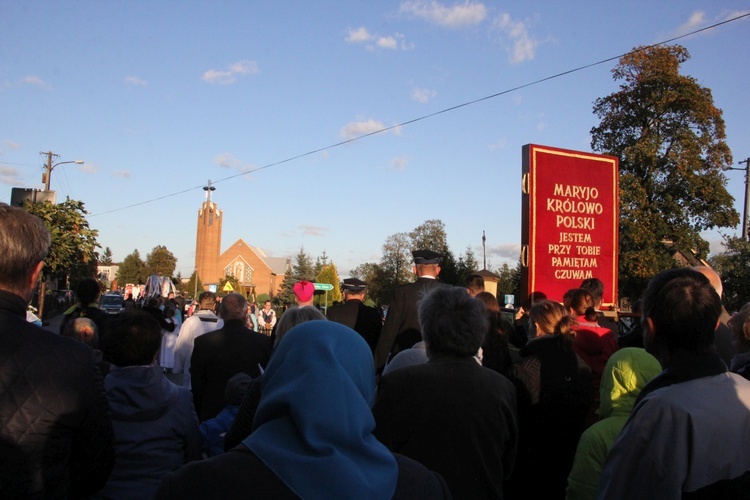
[521,144,619,307]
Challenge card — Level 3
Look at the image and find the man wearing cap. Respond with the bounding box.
[292,280,316,308]
[374,249,443,371]
[327,278,383,353]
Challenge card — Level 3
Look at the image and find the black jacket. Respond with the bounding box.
[326,299,382,353]
[190,319,272,421]
[0,290,115,498]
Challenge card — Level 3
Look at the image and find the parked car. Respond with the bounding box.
[100,293,125,315]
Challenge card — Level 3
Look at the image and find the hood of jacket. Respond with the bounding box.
[105,364,180,421]
[598,347,662,419]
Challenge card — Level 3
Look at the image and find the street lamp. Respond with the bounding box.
[723,157,750,240]
[42,157,84,190]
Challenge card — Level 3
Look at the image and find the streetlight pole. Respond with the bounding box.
[36,151,84,324]
[724,158,750,240]
[40,151,84,191]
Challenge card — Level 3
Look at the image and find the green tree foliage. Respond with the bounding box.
[409,219,449,253]
[455,246,480,285]
[377,232,414,304]
[145,245,177,277]
[495,261,522,302]
[218,274,242,297]
[293,247,315,282]
[710,236,750,312]
[117,249,147,285]
[99,246,114,266]
[26,199,99,285]
[185,270,203,299]
[276,266,296,305]
[591,44,739,299]
[315,263,342,308]
[351,262,384,304]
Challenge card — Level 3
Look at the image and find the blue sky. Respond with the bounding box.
[1,1,748,278]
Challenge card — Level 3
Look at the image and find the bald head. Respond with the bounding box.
[692,266,723,299]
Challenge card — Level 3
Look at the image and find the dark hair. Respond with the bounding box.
[220,293,248,321]
[102,311,162,367]
[580,278,605,305]
[729,309,750,351]
[475,291,499,313]
[419,285,487,357]
[566,288,598,322]
[76,278,102,305]
[642,268,721,353]
[198,291,217,309]
[465,273,485,293]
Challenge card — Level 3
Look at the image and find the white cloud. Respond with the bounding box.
[411,86,437,103]
[494,13,539,63]
[486,243,522,260]
[21,75,46,87]
[113,170,131,179]
[299,225,327,237]
[79,163,98,174]
[346,27,373,43]
[536,122,547,131]
[666,10,749,40]
[202,60,259,85]
[214,153,244,169]
[346,27,413,51]
[4,140,21,151]
[391,156,410,171]
[400,0,487,28]
[213,153,255,178]
[1,75,51,92]
[0,165,22,185]
[488,138,506,151]
[340,118,390,140]
[124,76,148,87]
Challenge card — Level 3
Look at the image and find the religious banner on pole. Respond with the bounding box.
[521,144,619,308]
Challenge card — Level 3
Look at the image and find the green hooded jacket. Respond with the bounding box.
[566,347,662,500]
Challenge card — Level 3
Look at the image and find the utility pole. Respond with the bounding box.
[722,158,750,240]
[482,230,487,270]
[40,151,59,190]
[740,158,750,240]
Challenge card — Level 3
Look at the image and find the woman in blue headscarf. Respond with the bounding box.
[156,320,451,500]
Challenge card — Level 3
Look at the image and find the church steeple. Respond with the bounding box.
[195,180,223,286]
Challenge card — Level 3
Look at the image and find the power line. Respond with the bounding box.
[90,11,750,217]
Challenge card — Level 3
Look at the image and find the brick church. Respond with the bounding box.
[194,182,289,298]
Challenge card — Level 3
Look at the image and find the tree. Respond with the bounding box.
[293,247,315,282]
[409,219,449,253]
[276,266,296,305]
[117,249,147,285]
[185,270,203,299]
[378,232,413,304]
[145,245,177,277]
[99,246,114,266]
[495,261,521,303]
[455,246,480,286]
[351,262,384,304]
[591,44,739,299]
[25,199,100,319]
[315,263,342,308]
[709,236,750,313]
[218,274,242,297]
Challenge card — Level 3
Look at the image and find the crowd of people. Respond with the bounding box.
[3,202,750,499]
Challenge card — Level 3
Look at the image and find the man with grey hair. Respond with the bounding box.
[0,203,114,497]
[373,285,517,499]
[191,293,272,421]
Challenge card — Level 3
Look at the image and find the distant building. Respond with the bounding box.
[194,183,290,298]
